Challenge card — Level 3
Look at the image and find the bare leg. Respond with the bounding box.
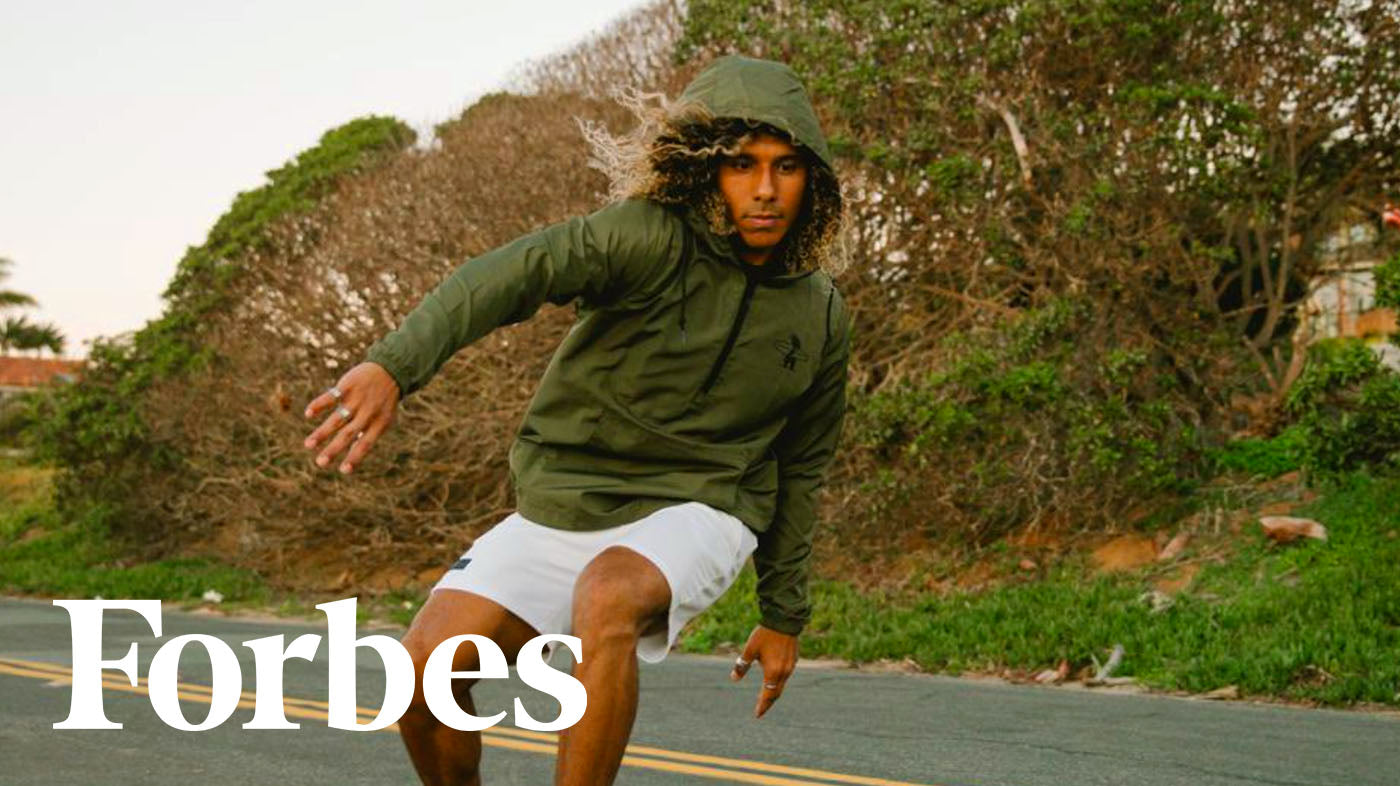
[556,546,671,786]
[399,589,541,786]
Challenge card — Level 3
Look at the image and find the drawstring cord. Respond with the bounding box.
[679,231,694,343]
[680,256,688,343]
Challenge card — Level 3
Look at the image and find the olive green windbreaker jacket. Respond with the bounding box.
[364,56,850,636]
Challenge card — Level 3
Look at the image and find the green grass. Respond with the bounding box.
[0,460,273,606]
[5,454,1397,706]
[1209,426,1306,479]
[373,587,426,627]
[0,458,416,626]
[683,472,1400,706]
[0,458,430,630]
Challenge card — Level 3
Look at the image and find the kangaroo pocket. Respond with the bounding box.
[585,406,759,499]
[511,400,784,530]
[506,407,752,505]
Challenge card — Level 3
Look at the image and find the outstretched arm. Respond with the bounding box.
[363,198,678,399]
[302,198,678,472]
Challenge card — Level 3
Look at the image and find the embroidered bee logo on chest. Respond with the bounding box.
[773,333,810,371]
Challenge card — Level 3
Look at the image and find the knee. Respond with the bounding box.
[571,547,669,644]
[401,628,480,712]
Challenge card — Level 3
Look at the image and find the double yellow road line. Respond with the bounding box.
[0,656,935,786]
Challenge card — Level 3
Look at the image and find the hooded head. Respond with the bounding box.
[580,55,847,276]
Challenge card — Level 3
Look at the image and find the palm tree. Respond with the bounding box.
[1,315,38,354]
[0,257,38,312]
[0,257,67,358]
[30,323,65,357]
[3,317,65,358]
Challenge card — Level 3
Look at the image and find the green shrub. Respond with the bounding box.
[847,298,1204,539]
[0,392,38,448]
[1210,425,1306,478]
[30,115,415,534]
[1375,251,1400,319]
[1286,339,1400,476]
[686,471,1400,706]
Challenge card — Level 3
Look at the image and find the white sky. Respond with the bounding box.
[0,0,650,358]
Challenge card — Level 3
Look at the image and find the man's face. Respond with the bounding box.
[717,132,808,264]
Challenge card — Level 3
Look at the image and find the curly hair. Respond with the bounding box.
[577,88,848,276]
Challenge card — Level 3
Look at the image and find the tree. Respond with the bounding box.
[0,315,63,357]
[676,0,1400,539]
[680,0,1400,403]
[0,257,38,311]
[24,323,65,357]
[30,114,419,541]
[0,315,37,353]
[0,259,66,357]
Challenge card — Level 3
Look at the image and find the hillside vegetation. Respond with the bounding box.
[5,0,1400,705]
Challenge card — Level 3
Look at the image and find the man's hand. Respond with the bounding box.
[729,624,799,718]
[302,362,400,474]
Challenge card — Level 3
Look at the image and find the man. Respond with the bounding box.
[302,55,851,785]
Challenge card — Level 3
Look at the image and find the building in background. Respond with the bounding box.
[1303,207,1400,369]
[0,356,83,404]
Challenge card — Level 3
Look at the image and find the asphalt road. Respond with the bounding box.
[1,596,1396,785]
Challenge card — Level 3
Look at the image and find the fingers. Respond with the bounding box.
[302,365,401,474]
[730,626,798,719]
[303,392,378,475]
[730,634,760,682]
[303,386,358,448]
[338,417,388,474]
[315,408,374,473]
[303,387,340,421]
[754,662,792,719]
[303,401,354,454]
[302,364,402,475]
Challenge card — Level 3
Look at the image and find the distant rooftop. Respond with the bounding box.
[0,356,84,389]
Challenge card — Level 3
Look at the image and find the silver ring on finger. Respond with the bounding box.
[327,385,343,400]
[336,405,353,421]
[764,682,780,690]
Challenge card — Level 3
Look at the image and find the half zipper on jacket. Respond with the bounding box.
[700,275,759,394]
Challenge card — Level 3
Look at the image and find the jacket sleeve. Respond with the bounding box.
[364,198,678,398]
[753,287,852,636]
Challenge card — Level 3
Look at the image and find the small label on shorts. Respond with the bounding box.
[449,558,472,571]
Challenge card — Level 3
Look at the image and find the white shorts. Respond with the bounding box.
[431,501,759,663]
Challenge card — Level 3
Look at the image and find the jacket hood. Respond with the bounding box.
[677,55,835,173]
[578,55,847,277]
